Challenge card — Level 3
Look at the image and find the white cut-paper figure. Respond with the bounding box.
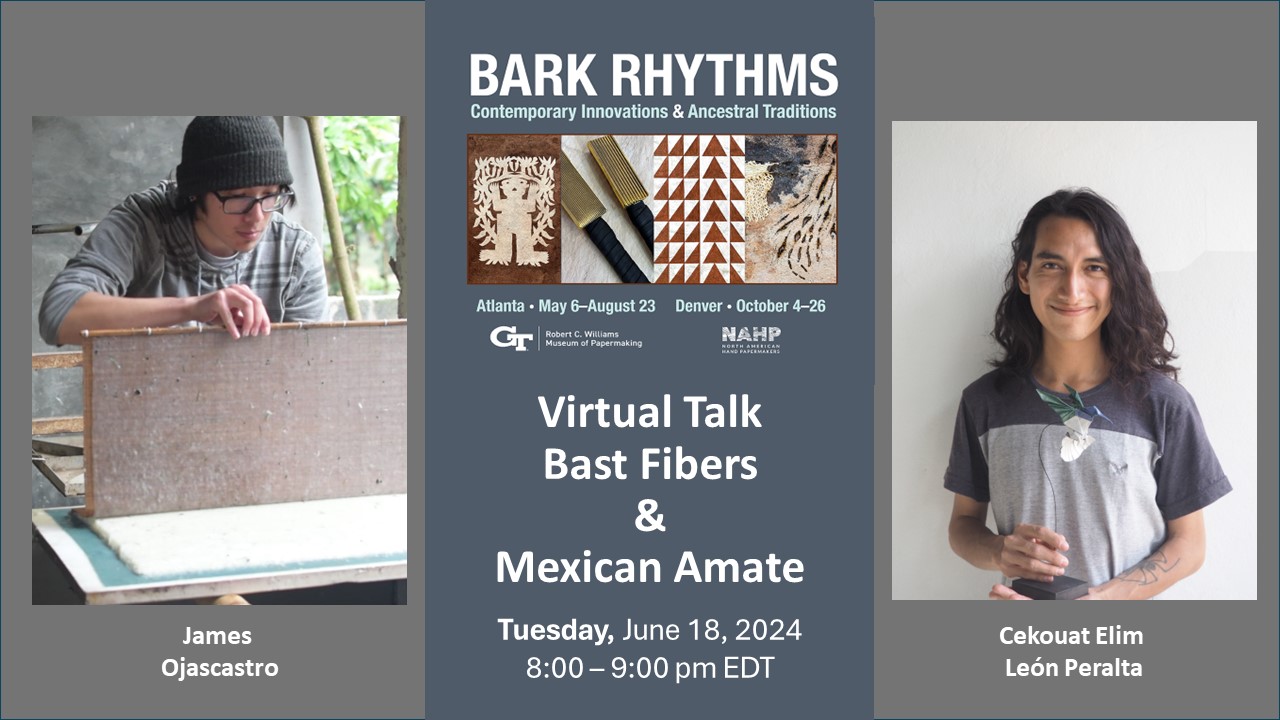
[473,156,556,266]
[491,177,532,265]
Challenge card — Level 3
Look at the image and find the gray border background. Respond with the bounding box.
[875,3,1278,718]
[3,3,425,718]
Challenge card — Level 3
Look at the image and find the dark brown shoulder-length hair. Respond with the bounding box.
[991,188,1178,385]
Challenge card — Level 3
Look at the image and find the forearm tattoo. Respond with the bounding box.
[1115,550,1180,585]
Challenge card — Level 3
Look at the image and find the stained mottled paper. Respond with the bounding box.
[744,135,837,283]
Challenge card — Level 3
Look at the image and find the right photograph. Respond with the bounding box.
[890,121,1257,600]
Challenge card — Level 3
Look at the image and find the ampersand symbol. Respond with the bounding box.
[635,499,666,532]
[671,104,684,119]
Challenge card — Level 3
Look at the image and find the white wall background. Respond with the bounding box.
[891,121,1257,600]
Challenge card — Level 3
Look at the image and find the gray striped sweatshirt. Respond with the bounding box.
[39,181,328,346]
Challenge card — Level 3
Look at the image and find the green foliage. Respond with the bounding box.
[321,116,399,295]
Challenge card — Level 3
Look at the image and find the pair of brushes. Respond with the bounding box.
[559,151,650,283]
[587,136,655,251]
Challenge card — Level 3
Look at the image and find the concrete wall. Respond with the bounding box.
[32,116,191,352]
[891,121,1257,599]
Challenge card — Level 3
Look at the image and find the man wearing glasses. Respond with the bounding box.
[39,116,328,346]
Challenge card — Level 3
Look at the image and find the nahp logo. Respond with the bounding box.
[491,326,534,351]
[722,326,781,342]
[720,326,783,355]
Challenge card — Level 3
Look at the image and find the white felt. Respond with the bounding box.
[87,494,407,577]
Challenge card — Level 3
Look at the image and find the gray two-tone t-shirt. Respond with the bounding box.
[39,181,328,346]
[944,369,1231,587]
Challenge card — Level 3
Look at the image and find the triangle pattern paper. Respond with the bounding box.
[651,134,745,284]
[703,180,724,202]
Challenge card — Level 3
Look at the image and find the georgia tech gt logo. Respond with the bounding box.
[490,326,534,351]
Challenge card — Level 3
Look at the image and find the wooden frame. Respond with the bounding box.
[80,321,408,517]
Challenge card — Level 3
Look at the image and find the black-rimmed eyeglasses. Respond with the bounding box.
[212,189,294,215]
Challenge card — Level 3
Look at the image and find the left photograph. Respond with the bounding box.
[30,116,408,605]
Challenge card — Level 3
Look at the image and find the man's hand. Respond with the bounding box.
[989,584,1032,600]
[993,523,1070,582]
[193,284,270,339]
[949,496,1072,586]
[55,289,273,346]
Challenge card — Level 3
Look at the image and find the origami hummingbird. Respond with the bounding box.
[1036,385,1112,462]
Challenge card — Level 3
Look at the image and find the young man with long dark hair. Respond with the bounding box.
[945,189,1231,599]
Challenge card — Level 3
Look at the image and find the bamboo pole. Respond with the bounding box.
[304,116,362,321]
[395,115,407,320]
[32,223,97,236]
[79,319,406,339]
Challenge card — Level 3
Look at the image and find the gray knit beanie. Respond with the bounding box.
[177,116,293,197]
